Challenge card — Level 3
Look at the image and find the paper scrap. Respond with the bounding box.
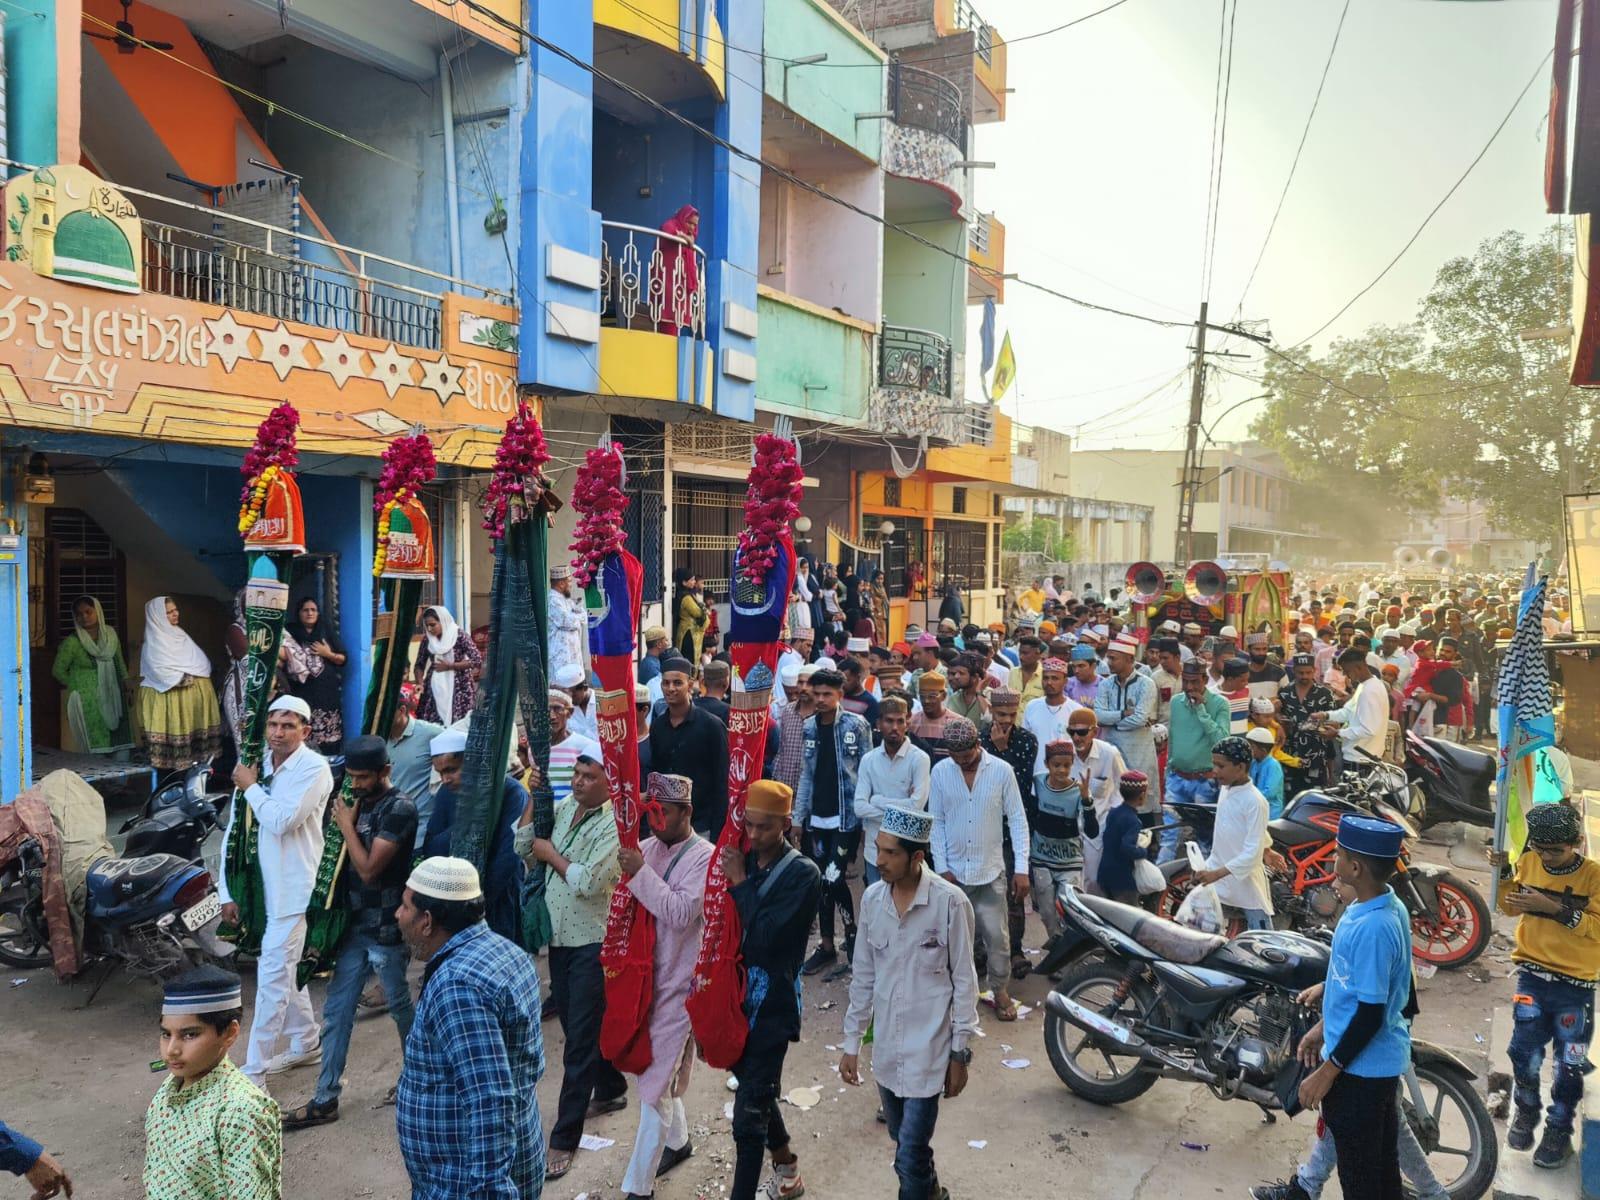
[1015,1004,1033,1020]
[577,1134,614,1151]
[1001,1058,1031,1070]
[968,1140,988,1149]
[724,1101,735,1120]
[1000,1044,1013,1053]
[784,1086,822,1109]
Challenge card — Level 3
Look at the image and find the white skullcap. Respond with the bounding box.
[780,665,801,685]
[813,656,836,671]
[429,728,468,757]
[268,694,311,720]
[552,664,586,689]
[1245,726,1277,747]
[546,688,573,709]
[1377,626,1398,639]
[1218,625,1239,638]
[797,664,819,680]
[407,856,482,902]
[846,637,870,652]
[1366,652,1384,671]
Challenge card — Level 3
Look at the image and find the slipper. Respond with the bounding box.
[282,1099,339,1130]
[546,1149,574,1179]
[994,997,1019,1022]
[587,1094,628,1119]
[1010,956,1031,980]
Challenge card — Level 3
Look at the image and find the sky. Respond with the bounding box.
[965,0,1562,449]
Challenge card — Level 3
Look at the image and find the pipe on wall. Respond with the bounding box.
[439,44,473,281]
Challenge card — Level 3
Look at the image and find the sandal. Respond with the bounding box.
[546,1149,574,1179]
[282,1099,339,1130]
[993,996,1019,1022]
[1010,955,1031,980]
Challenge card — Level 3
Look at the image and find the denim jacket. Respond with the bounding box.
[795,710,873,832]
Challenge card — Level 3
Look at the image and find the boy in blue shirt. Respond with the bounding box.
[1296,814,1413,1200]
[1245,727,1286,819]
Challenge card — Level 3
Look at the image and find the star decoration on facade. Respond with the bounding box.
[254,322,311,381]
[314,333,367,389]
[368,342,418,399]
[416,353,465,407]
[203,311,254,373]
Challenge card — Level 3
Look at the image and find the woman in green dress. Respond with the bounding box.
[52,594,133,756]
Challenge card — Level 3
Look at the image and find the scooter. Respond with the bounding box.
[1036,885,1497,1200]
[1405,732,1496,830]
[120,760,231,863]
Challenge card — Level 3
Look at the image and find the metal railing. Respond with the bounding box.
[953,403,995,446]
[879,324,953,398]
[889,61,966,151]
[600,220,707,338]
[954,0,994,63]
[970,212,992,255]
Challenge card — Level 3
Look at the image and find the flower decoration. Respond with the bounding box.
[569,443,629,587]
[238,402,300,535]
[480,403,552,539]
[737,432,803,586]
[372,431,438,577]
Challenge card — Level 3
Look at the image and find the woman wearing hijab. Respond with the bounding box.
[285,596,348,753]
[869,568,890,643]
[938,582,965,627]
[672,567,709,663]
[138,595,224,769]
[653,204,700,334]
[415,605,481,725]
[53,595,133,756]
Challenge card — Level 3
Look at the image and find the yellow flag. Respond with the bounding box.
[991,332,1016,401]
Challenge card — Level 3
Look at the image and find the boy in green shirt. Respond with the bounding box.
[145,966,282,1199]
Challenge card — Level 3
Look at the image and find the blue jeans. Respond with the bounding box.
[878,1086,941,1200]
[312,928,415,1105]
[1507,966,1593,1134]
[1159,773,1217,863]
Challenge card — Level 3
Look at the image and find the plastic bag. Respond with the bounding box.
[1133,857,1166,896]
[1175,882,1226,934]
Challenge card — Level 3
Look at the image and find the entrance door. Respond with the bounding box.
[33,509,127,749]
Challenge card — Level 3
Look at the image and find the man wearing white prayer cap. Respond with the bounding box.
[222,691,335,1089]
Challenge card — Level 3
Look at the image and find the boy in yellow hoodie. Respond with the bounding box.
[1494,802,1600,1169]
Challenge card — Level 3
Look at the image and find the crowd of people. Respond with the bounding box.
[8,562,1598,1200]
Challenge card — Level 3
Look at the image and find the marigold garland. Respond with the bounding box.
[569,444,629,588]
[237,402,300,535]
[480,403,552,539]
[372,432,438,577]
[737,432,803,586]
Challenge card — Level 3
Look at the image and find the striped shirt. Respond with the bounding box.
[547,733,600,804]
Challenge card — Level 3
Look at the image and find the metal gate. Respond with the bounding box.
[931,519,988,615]
[671,480,743,599]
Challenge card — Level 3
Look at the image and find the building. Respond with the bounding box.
[1396,495,1538,574]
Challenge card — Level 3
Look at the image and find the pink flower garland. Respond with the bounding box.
[480,404,552,539]
[374,432,437,513]
[569,444,629,587]
[737,433,803,587]
[239,402,300,509]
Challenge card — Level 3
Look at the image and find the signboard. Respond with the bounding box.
[4,166,142,293]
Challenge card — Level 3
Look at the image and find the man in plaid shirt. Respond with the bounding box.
[395,856,545,1199]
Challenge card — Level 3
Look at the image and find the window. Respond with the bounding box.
[951,486,968,514]
[882,477,901,508]
[992,493,1002,517]
[45,509,124,642]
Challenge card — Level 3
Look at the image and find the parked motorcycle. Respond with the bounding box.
[121,760,231,863]
[1157,767,1491,969]
[1037,884,1497,1200]
[1404,732,1496,831]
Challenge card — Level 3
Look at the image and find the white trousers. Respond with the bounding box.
[242,913,318,1081]
[621,1095,688,1195]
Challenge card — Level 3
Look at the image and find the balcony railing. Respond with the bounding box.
[879,324,952,398]
[954,403,995,447]
[600,220,707,339]
[953,0,994,63]
[889,62,966,151]
[970,212,991,255]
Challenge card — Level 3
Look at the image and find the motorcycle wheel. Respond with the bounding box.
[1406,1061,1498,1200]
[1042,956,1160,1105]
[1410,873,1491,969]
[1154,867,1197,921]
[0,895,53,969]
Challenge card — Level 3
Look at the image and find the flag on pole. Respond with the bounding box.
[991,331,1016,401]
[979,297,996,383]
[1494,564,1555,871]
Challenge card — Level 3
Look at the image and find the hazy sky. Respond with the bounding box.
[966,0,1561,448]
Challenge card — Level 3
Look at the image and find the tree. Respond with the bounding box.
[1002,519,1073,563]
[1252,229,1594,548]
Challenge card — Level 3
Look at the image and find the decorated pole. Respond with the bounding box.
[687,424,803,1068]
[219,403,306,953]
[570,440,654,1072]
[456,403,558,885]
[297,431,438,984]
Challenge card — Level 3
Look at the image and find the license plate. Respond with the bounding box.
[181,893,221,932]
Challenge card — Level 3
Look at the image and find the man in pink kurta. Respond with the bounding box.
[616,773,716,1198]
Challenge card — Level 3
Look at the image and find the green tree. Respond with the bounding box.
[1002,520,1074,562]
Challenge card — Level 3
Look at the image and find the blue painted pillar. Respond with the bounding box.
[4,1,59,173]
[517,2,603,394]
[706,0,761,421]
[0,449,31,798]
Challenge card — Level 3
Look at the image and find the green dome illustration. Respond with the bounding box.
[53,209,138,292]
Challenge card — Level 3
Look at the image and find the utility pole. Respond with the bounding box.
[1175,300,1208,564]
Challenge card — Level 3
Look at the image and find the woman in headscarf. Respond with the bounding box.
[869,568,890,643]
[53,595,132,756]
[791,557,816,637]
[672,568,709,663]
[415,605,481,725]
[654,204,701,334]
[285,596,348,753]
[938,582,965,627]
[138,595,223,769]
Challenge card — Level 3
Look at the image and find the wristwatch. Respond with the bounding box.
[949,1047,973,1065]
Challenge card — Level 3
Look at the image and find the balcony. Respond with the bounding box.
[868,324,961,438]
[595,0,727,100]
[967,212,1005,304]
[889,62,966,151]
[941,0,1008,122]
[595,219,714,408]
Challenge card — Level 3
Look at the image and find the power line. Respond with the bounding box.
[1235,0,1349,312]
[1292,46,1555,348]
[1198,0,1237,305]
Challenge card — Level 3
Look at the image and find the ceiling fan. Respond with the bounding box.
[85,0,176,55]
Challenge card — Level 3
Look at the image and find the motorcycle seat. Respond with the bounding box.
[1077,894,1227,965]
[1426,738,1495,783]
[86,853,190,909]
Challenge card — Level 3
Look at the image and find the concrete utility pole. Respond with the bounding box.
[1175,301,1208,564]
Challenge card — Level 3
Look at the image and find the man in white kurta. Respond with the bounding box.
[616,773,716,1196]
[219,694,334,1089]
[548,563,587,683]
[1191,736,1274,931]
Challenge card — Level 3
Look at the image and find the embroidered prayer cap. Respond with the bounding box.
[881,805,933,843]
[942,715,979,752]
[1118,771,1149,798]
[1249,697,1276,715]
[790,628,815,643]
[1212,736,1252,766]
[987,688,1020,709]
[745,779,794,817]
[634,684,652,704]
[553,664,586,689]
[1244,632,1269,648]
[1182,622,1204,635]
[1069,644,1097,662]
[1044,738,1075,761]
[1108,635,1140,657]
[343,734,389,771]
[1042,656,1071,673]
[1526,802,1582,846]
[550,563,572,581]
[647,772,693,805]
[268,694,311,721]
[407,856,483,902]
[846,637,870,653]
[642,625,670,645]
[429,728,468,757]
[917,672,948,693]
[1180,658,1206,676]
[163,965,243,1016]
[547,687,575,710]
[1159,620,1182,633]
[1335,813,1405,860]
[1244,726,1277,748]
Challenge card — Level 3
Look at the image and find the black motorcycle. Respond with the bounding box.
[1037,885,1496,1200]
[1404,733,1496,830]
[120,760,232,862]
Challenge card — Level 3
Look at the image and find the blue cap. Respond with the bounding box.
[1336,813,1406,859]
[1069,644,1097,662]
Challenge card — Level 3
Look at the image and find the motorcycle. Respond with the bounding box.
[120,760,231,863]
[1037,884,1497,1200]
[1404,733,1496,831]
[1158,766,1491,969]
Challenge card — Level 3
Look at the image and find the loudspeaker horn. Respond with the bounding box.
[1184,560,1229,605]
[1125,561,1167,605]
[1427,546,1454,570]
[1394,546,1421,569]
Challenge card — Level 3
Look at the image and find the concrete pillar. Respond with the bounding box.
[5,0,81,170]
[0,446,31,797]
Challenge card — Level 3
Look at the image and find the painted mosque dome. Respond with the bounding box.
[53,208,138,292]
